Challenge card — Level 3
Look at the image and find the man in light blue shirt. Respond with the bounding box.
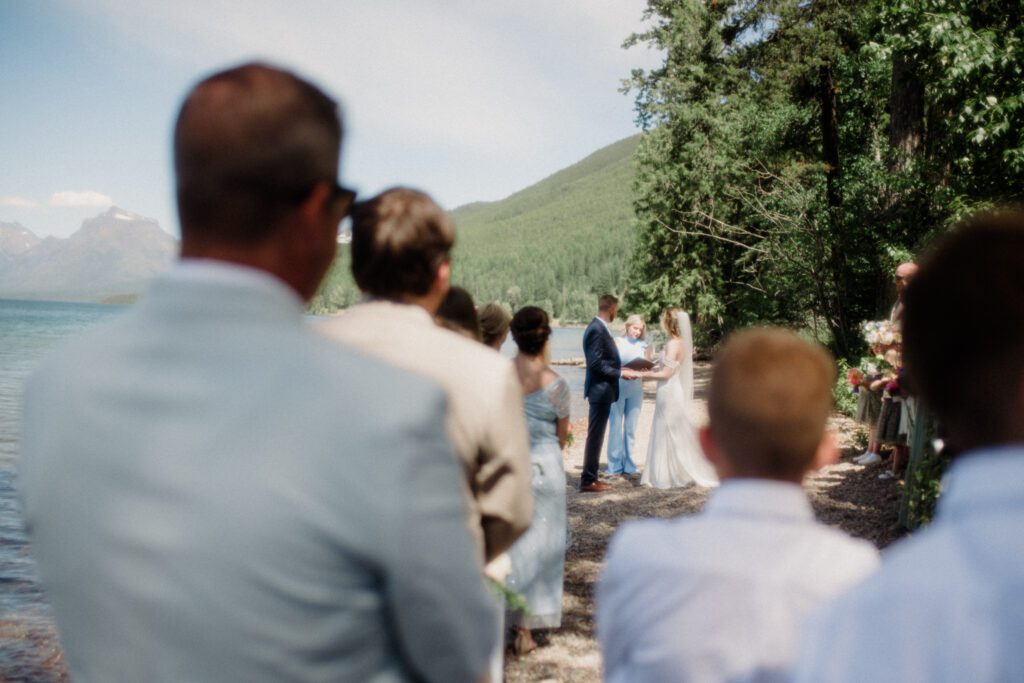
[794,210,1024,682]
[598,328,878,682]
[18,63,496,682]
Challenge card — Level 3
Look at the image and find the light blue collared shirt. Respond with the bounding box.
[794,444,1024,682]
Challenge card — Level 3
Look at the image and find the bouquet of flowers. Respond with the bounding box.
[851,354,896,394]
[860,319,901,347]
[847,367,865,393]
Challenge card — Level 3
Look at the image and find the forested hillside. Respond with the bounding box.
[310,135,639,322]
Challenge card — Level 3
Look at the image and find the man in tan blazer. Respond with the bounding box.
[317,187,532,563]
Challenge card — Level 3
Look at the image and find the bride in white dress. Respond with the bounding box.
[639,308,719,489]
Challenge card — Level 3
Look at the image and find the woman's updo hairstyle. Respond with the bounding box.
[510,306,552,356]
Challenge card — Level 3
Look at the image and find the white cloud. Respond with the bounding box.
[0,196,40,208]
[54,0,664,208]
[49,191,115,208]
[62,0,661,160]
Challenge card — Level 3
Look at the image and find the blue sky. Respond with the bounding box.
[0,1,662,238]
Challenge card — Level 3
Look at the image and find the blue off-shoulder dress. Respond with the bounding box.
[507,375,570,629]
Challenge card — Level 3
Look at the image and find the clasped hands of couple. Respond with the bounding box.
[622,365,661,380]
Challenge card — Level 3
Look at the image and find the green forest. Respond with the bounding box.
[313,0,1024,360]
[622,0,1024,357]
[310,136,640,323]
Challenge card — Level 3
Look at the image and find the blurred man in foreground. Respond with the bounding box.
[794,211,1024,682]
[599,328,878,682]
[18,63,496,682]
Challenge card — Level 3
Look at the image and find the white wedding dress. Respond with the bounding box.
[641,311,719,489]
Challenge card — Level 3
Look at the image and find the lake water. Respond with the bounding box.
[499,327,589,418]
[0,298,589,679]
[0,299,125,680]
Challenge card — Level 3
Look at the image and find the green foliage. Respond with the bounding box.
[309,246,360,315]
[309,137,641,322]
[489,579,531,619]
[883,1,1024,188]
[900,409,951,529]
[451,136,639,322]
[622,0,1024,358]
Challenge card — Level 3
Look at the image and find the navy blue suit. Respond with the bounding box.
[581,316,621,486]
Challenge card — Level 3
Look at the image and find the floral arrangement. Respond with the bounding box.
[847,355,896,394]
[860,319,901,347]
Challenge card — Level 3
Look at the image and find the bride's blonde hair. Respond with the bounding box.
[661,307,682,338]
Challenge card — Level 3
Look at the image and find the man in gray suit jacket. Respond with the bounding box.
[18,63,496,682]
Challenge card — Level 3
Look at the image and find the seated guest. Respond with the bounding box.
[505,306,571,655]
[793,211,1024,682]
[479,302,512,351]
[437,285,482,341]
[598,328,879,683]
[17,63,496,682]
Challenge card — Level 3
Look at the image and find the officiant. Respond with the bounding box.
[607,314,654,477]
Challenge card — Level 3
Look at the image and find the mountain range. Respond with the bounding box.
[0,208,177,302]
[2,134,640,310]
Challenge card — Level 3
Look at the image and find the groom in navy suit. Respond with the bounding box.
[581,294,638,492]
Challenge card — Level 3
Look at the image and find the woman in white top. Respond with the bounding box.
[607,315,651,476]
[639,308,718,489]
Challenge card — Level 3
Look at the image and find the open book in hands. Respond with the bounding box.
[623,357,655,371]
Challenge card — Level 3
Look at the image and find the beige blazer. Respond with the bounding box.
[317,300,533,561]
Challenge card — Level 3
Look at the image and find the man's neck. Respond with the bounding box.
[598,311,613,323]
[387,292,441,315]
[178,247,306,302]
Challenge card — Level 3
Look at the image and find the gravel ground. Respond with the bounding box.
[504,362,907,682]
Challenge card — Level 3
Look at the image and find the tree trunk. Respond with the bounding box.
[819,62,851,355]
[888,51,925,172]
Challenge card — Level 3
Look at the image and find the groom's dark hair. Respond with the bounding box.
[708,328,835,481]
[902,209,1024,454]
[598,294,618,312]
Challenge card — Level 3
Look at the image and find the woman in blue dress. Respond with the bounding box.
[607,314,651,476]
[506,306,570,655]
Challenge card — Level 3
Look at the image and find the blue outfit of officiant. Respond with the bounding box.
[607,316,649,475]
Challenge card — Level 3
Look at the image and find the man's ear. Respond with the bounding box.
[297,182,334,236]
[436,260,451,290]
[287,181,339,301]
[810,430,840,472]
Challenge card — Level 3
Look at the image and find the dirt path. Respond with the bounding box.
[504,362,906,682]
